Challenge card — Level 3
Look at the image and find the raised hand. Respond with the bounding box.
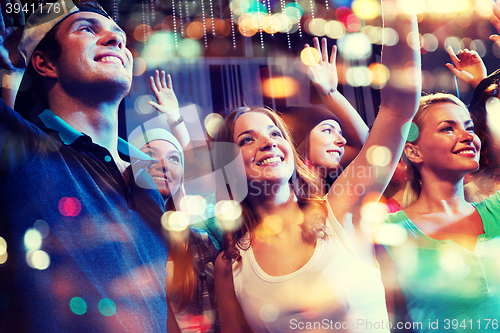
[445,46,487,90]
[0,0,25,70]
[148,70,180,121]
[305,37,338,96]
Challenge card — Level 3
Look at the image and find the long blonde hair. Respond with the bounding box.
[213,106,327,264]
[402,93,469,208]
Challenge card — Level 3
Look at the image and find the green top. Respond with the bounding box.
[384,192,500,332]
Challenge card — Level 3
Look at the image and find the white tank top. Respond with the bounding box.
[232,203,390,333]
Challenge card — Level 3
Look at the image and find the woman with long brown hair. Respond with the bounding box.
[212,4,421,331]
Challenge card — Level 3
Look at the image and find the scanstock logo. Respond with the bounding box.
[128,105,248,223]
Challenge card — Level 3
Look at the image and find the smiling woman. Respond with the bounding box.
[381,93,500,333]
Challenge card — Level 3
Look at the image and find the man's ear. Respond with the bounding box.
[31,51,57,79]
[404,142,422,164]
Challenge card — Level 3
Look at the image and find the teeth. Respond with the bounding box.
[260,156,282,166]
[98,56,122,65]
[152,176,168,181]
[458,149,475,154]
[328,151,340,156]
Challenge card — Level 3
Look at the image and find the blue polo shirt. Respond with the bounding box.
[0,100,168,332]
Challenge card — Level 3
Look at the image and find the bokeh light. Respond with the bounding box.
[373,223,408,246]
[337,32,372,60]
[262,14,281,34]
[133,57,147,77]
[444,36,464,54]
[161,211,190,231]
[180,195,208,216]
[470,39,487,57]
[308,18,327,36]
[204,113,224,138]
[261,77,299,99]
[34,220,49,238]
[369,63,390,87]
[26,249,50,270]
[259,304,280,322]
[215,200,243,231]
[58,197,82,217]
[422,33,438,52]
[186,22,205,39]
[24,229,42,251]
[262,215,283,235]
[98,298,116,317]
[380,27,399,46]
[0,237,7,265]
[134,24,153,42]
[366,145,392,167]
[352,0,381,20]
[346,66,371,87]
[300,47,320,66]
[325,20,346,39]
[285,3,303,23]
[397,0,425,15]
[134,95,155,115]
[178,38,202,58]
[403,121,419,142]
[70,297,87,315]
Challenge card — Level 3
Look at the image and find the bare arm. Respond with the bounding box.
[445,47,487,90]
[149,70,192,151]
[327,0,421,259]
[214,253,253,333]
[305,37,369,167]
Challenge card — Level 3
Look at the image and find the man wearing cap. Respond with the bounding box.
[0,1,169,332]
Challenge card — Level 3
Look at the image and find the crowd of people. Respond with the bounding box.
[1,0,500,332]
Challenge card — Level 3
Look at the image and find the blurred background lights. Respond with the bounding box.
[284,3,303,22]
[141,32,176,68]
[380,27,398,46]
[180,195,208,216]
[428,0,471,14]
[161,211,190,231]
[366,145,391,167]
[58,197,82,217]
[204,113,224,138]
[422,33,438,52]
[70,297,87,315]
[259,304,280,323]
[98,298,116,317]
[178,38,202,58]
[397,0,425,15]
[133,57,147,76]
[215,200,242,221]
[24,228,42,251]
[134,24,153,42]
[373,223,408,246]
[403,121,419,142]
[214,200,243,231]
[34,220,50,238]
[0,237,7,265]
[261,77,299,99]
[352,0,381,20]
[262,215,283,235]
[346,66,371,87]
[369,63,390,87]
[325,20,346,39]
[444,36,464,54]
[300,47,320,66]
[26,250,50,270]
[337,33,372,60]
[470,39,487,57]
[134,95,155,115]
[308,18,327,36]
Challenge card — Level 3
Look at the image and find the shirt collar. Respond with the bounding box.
[38,109,154,162]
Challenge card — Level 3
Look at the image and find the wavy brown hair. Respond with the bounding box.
[213,106,327,264]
